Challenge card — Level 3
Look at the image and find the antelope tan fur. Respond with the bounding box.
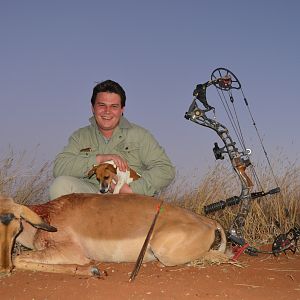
[0,193,226,276]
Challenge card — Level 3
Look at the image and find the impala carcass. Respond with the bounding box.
[0,193,227,276]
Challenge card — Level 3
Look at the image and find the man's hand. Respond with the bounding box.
[96,154,128,172]
[118,183,133,194]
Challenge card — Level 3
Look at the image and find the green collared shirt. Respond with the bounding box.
[53,116,175,196]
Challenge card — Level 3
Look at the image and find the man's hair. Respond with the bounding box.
[91,80,126,107]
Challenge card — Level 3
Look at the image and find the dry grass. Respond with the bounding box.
[165,159,300,246]
[188,250,244,268]
[0,148,51,204]
[1,148,299,245]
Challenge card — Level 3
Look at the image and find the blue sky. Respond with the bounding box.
[1,0,299,180]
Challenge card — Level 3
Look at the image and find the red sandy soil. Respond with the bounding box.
[1,252,299,300]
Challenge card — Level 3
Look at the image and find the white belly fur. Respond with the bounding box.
[78,235,155,263]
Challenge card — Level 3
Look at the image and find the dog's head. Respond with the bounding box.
[88,163,117,194]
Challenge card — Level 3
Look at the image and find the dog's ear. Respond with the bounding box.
[87,165,98,178]
[106,164,117,174]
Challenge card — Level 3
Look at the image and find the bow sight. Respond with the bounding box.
[185,67,289,254]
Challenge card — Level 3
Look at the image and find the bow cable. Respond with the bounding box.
[240,87,280,188]
[212,77,279,192]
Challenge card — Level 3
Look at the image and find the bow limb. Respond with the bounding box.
[229,157,255,239]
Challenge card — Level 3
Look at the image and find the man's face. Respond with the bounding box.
[92,92,124,137]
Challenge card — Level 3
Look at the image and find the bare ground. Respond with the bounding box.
[1,251,300,300]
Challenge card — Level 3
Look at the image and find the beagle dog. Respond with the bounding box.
[88,160,140,194]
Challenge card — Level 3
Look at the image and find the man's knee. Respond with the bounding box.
[49,176,75,200]
[49,176,98,200]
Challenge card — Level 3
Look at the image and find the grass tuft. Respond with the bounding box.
[0,148,51,204]
[165,159,300,246]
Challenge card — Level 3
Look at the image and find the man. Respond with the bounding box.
[49,80,175,199]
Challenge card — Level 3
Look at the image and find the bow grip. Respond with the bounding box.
[234,159,254,188]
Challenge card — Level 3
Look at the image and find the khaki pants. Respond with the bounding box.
[49,176,98,200]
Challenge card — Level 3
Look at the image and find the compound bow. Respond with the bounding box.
[184,67,281,247]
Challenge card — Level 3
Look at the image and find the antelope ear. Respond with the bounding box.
[19,205,57,232]
[88,165,98,178]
